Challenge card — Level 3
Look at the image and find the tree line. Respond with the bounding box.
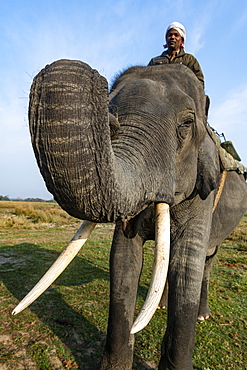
[0,195,55,202]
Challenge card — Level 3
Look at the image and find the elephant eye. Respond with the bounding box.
[177,118,194,143]
[180,119,193,127]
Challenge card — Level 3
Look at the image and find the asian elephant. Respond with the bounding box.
[13,59,247,369]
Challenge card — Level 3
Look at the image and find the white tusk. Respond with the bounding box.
[131,203,170,334]
[12,220,96,315]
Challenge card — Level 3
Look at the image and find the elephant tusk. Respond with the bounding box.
[12,220,96,315]
[130,203,170,334]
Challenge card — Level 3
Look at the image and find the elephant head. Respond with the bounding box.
[13,59,226,369]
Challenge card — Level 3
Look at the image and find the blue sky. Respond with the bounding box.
[0,0,247,199]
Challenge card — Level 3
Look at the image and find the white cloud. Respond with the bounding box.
[188,25,205,54]
[209,86,247,164]
[210,87,247,131]
[234,7,247,29]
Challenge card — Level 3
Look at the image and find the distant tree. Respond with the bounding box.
[22,197,56,203]
[0,195,10,201]
[24,198,44,202]
[0,195,55,202]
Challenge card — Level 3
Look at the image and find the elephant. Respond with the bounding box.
[12,59,247,369]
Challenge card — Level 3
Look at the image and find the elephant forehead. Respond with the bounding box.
[110,78,197,117]
[110,64,205,121]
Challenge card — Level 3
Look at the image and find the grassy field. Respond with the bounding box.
[0,201,246,370]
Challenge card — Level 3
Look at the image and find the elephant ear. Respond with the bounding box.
[196,134,219,200]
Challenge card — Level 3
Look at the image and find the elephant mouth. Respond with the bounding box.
[12,204,170,334]
[174,191,187,204]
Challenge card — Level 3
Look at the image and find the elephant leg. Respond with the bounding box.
[99,220,143,370]
[159,277,201,369]
[198,246,219,320]
[159,257,205,369]
[159,214,210,369]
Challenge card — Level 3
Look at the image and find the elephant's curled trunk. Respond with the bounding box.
[29,59,117,222]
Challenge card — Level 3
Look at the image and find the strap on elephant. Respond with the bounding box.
[206,124,247,177]
[212,170,227,213]
[206,124,247,213]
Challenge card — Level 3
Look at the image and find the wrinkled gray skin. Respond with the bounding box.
[29,60,247,370]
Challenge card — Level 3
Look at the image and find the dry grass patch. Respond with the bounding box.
[0,201,81,229]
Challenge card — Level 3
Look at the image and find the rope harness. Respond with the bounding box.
[212,170,227,213]
[206,125,246,213]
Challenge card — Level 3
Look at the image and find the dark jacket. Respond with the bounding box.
[148,49,204,88]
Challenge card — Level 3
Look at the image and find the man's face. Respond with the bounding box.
[166,28,183,51]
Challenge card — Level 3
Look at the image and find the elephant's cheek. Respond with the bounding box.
[174,157,198,203]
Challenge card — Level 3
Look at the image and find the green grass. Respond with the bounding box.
[0,202,246,369]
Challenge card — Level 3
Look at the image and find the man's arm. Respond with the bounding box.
[187,55,205,88]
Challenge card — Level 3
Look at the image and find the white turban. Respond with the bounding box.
[165,21,186,43]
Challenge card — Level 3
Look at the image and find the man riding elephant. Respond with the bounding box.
[148,21,205,89]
